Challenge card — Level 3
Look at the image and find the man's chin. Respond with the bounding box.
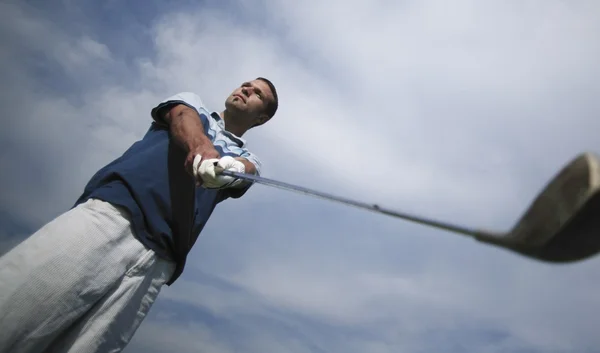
[224,104,246,115]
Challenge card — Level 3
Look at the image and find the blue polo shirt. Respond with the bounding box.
[73,92,262,285]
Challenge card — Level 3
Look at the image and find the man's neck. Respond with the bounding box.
[220,110,247,137]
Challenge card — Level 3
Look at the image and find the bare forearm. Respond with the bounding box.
[162,105,220,176]
[165,108,212,153]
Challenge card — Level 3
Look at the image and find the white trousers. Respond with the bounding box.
[0,198,176,353]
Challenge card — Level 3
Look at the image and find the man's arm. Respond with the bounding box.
[235,157,257,175]
[161,104,220,175]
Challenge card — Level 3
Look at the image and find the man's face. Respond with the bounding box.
[226,79,274,121]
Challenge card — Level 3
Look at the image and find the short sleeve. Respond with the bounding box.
[150,92,206,127]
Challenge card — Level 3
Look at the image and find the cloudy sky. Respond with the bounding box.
[2,0,600,352]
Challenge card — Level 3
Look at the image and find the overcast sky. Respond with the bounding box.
[2,0,600,352]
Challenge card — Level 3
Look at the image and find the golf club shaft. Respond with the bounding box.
[217,169,502,240]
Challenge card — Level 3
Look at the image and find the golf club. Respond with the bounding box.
[216,152,600,263]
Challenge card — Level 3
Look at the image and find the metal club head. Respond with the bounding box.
[475,152,600,263]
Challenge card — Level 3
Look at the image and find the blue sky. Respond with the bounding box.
[2,0,600,352]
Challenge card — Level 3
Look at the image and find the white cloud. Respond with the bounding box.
[219,250,600,349]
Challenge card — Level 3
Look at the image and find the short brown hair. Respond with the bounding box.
[257,77,278,118]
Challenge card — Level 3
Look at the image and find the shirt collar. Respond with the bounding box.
[210,111,246,146]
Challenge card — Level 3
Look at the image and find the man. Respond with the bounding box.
[0,77,278,352]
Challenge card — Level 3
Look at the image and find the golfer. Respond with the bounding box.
[0,77,278,353]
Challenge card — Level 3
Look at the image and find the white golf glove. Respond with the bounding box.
[193,154,245,189]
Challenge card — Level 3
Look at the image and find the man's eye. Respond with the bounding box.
[257,94,262,99]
